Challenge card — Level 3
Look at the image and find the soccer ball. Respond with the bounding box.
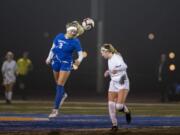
[82,18,95,30]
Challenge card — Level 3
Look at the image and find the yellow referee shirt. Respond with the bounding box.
[16,58,32,75]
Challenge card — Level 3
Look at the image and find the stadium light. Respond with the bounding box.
[169,52,175,59]
[169,64,176,71]
[148,33,155,40]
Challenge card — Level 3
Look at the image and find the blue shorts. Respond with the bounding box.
[51,59,73,72]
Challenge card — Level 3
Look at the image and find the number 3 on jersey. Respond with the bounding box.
[58,42,63,49]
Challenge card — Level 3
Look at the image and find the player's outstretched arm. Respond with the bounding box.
[73,51,87,70]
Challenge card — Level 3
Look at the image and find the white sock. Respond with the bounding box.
[5,92,8,99]
[108,101,117,126]
[7,91,12,100]
[116,103,129,113]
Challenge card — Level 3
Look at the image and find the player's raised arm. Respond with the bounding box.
[46,43,55,65]
[72,38,84,70]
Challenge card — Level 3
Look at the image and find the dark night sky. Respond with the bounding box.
[0,0,180,99]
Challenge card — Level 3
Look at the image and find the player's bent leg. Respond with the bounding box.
[49,71,70,118]
[60,92,68,107]
[117,89,129,103]
[56,71,70,107]
[116,103,131,124]
[117,89,129,112]
[117,89,132,124]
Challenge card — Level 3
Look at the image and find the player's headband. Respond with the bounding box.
[66,26,78,32]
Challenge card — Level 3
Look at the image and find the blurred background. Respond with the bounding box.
[0,0,180,101]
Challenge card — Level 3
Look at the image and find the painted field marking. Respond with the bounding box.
[0,117,49,121]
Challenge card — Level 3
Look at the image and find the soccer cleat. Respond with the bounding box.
[48,109,58,118]
[60,93,68,107]
[110,126,118,132]
[125,111,131,124]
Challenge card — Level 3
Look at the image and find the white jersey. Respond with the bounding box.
[108,53,127,81]
[108,53,129,91]
[1,60,17,85]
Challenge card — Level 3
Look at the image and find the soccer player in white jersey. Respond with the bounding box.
[100,43,131,131]
[1,51,17,104]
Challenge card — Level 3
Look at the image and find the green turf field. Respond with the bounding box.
[0,100,180,135]
[0,100,180,116]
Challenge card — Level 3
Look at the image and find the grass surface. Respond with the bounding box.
[0,100,180,135]
[0,100,180,116]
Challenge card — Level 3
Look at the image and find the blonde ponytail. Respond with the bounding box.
[102,43,118,54]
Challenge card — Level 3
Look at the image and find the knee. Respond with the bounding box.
[57,79,65,86]
[116,103,124,111]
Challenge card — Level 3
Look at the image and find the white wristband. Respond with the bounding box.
[77,51,84,63]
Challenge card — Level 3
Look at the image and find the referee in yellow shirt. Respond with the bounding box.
[16,52,33,100]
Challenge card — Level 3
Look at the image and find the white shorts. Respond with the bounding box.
[109,79,130,92]
[3,75,16,85]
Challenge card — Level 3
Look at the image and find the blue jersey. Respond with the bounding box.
[52,33,82,62]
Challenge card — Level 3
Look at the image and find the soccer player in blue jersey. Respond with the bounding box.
[46,21,85,118]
